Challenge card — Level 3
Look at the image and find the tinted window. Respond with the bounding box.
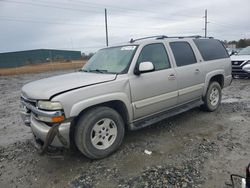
[170,42,197,67]
[193,39,229,61]
[137,43,170,71]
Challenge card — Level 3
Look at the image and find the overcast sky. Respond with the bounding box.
[0,0,249,53]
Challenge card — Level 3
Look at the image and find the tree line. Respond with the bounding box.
[224,38,250,48]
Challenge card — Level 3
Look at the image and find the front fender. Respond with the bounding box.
[69,92,133,122]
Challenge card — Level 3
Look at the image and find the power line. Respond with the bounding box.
[0,14,202,29]
[0,16,203,32]
[0,0,103,13]
[0,16,106,27]
[0,17,163,32]
[0,0,200,21]
[2,0,242,32]
[0,16,202,35]
[0,16,145,29]
[69,0,198,18]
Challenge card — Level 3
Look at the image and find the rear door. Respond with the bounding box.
[169,41,204,104]
[129,43,178,120]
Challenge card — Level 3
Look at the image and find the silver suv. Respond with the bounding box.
[21,35,232,159]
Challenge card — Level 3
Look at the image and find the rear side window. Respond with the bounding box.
[193,39,229,61]
[170,42,197,67]
[137,43,170,71]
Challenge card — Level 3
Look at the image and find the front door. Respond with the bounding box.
[129,43,178,120]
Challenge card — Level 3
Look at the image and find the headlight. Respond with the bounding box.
[242,61,250,73]
[37,101,63,110]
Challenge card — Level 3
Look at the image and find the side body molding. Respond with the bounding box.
[134,91,178,109]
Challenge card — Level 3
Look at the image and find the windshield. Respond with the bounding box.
[82,45,137,74]
[238,46,250,55]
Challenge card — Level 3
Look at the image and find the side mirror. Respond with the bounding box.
[230,50,238,56]
[135,61,154,75]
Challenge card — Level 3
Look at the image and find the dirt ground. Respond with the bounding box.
[0,60,85,76]
[0,70,249,188]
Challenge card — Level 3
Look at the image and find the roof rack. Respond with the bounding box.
[129,35,213,43]
[168,35,202,39]
[129,35,167,43]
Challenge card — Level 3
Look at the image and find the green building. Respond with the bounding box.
[0,49,82,68]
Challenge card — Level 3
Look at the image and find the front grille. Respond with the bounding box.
[232,61,245,74]
[231,61,244,66]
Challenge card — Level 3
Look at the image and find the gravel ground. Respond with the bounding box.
[0,70,250,188]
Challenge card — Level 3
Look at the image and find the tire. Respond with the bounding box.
[75,106,125,159]
[202,81,222,112]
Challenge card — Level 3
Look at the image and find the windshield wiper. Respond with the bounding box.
[88,69,108,73]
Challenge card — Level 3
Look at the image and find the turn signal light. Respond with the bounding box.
[51,115,65,123]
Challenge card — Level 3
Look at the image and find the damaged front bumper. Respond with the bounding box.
[30,116,71,148]
[20,96,71,148]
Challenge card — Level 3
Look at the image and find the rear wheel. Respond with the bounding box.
[75,106,125,159]
[202,81,222,112]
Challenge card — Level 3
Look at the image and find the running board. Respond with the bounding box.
[129,99,203,130]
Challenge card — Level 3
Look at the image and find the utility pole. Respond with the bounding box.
[105,8,109,46]
[204,9,208,38]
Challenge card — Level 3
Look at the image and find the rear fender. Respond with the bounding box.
[203,70,225,96]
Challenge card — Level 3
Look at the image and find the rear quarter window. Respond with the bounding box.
[170,41,197,67]
[193,39,229,61]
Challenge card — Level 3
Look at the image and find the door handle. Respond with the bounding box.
[195,69,200,74]
[168,74,176,80]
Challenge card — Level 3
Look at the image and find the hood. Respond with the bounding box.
[230,55,250,61]
[22,72,116,100]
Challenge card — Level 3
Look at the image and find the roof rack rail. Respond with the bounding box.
[168,35,202,39]
[129,35,212,43]
[129,35,167,43]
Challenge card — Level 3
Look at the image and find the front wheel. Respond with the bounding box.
[75,106,125,159]
[202,81,222,112]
